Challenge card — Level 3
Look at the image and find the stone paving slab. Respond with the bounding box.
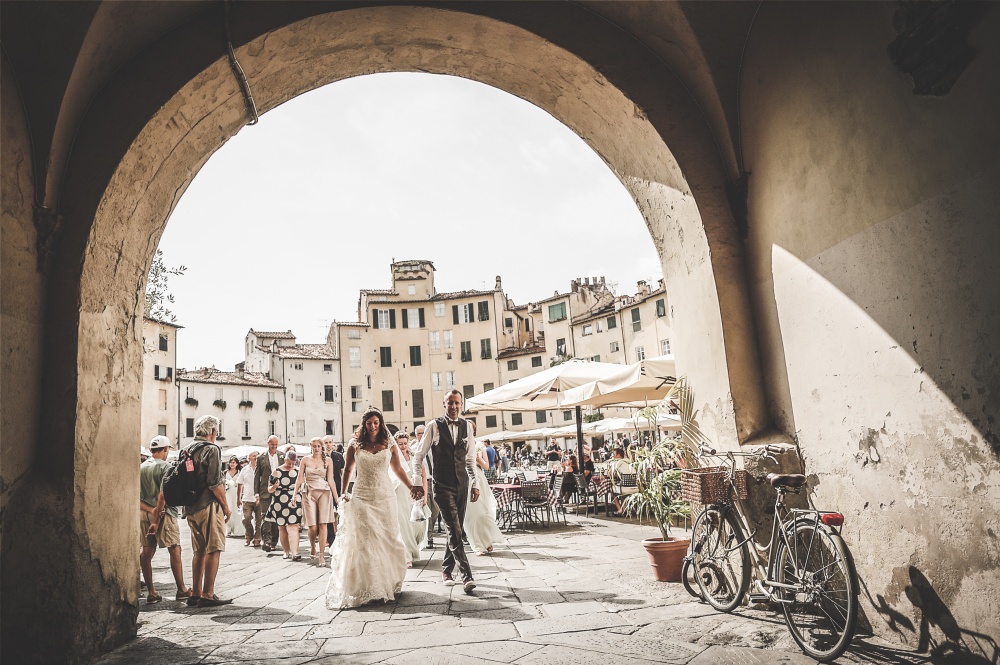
[94,512,926,665]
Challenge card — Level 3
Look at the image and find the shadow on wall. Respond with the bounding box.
[857,567,999,665]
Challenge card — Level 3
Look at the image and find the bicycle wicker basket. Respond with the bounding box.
[681,467,748,504]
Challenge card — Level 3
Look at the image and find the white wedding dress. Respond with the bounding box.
[392,455,427,563]
[325,443,408,609]
[463,443,504,554]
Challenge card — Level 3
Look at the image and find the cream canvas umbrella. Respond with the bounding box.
[466,358,625,466]
[595,414,682,434]
[562,355,677,408]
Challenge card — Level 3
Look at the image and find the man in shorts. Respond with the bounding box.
[185,415,232,607]
[139,436,191,603]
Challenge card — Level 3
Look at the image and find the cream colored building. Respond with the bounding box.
[571,279,673,364]
[176,367,285,449]
[327,261,673,441]
[140,318,181,446]
[330,260,513,439]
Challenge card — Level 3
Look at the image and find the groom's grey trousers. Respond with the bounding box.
[435,484,472,580]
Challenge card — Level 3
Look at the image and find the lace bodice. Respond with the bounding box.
[351,444,394,502]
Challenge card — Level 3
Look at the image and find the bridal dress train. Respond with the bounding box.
[325,443,408,609]
[463,443,504,555]
[392,455,428,564]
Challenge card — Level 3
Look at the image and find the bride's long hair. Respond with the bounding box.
[354,407,391,447]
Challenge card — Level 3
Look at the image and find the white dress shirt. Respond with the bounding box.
[410,418,478,490]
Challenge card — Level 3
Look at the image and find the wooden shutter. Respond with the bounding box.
[372,310,379,329]
[401,310,409,329]
[389,309,396,329]
[418,308,425,328]
[453,305,459,324]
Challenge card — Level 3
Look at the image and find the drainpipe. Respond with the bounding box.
[282,359,289,443]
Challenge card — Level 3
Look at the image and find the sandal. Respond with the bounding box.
[145,592,163,604]
[292,554,301,562]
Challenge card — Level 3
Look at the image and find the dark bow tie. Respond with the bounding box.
[448,419,461,426]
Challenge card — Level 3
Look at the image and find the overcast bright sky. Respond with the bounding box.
[158,73,661,370]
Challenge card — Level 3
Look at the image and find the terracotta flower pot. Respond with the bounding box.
[642,536,690,582]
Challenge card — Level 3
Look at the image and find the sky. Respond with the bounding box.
[158,72,661,370]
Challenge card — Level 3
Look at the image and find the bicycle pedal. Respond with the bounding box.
[747,592,770,604]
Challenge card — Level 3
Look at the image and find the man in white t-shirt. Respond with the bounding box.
[237,451,259,546]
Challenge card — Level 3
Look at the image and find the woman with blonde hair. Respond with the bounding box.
[292,437,338,566]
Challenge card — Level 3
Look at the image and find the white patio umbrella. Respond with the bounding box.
[220,444,266,461]
[465,358,625,464]
[595,413,682,434]
[465,358,626,412]
[562,355,677,408]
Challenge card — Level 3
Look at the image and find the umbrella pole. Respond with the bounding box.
[575,405,585,481]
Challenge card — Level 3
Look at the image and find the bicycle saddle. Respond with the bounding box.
[767,473,806,489]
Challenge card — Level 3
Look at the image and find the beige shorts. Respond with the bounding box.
[140,510,181,549]
[186,503,226,555]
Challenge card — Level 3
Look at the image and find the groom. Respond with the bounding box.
[411,389,480,593]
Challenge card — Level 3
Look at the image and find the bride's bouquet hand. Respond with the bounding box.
[342,493,351,503]
[409,498,429,522]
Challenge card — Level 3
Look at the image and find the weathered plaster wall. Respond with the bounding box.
[743,2,1000,649]
[0,50,44,540]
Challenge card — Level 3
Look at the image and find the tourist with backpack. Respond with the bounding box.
[183,415,232,607]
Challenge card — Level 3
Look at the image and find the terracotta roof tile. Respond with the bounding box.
[249,329,295,339]
[275,344,338,360]
[497,345,546,359]
[177,368,283,388]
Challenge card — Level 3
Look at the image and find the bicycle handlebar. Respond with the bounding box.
[765,444,785,454]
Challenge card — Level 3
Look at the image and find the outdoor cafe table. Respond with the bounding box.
[490,482,558,529]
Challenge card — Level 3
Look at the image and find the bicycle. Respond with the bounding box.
[681,444,859,662]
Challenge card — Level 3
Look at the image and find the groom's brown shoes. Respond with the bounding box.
[442,572,456,587]
[463,577,476,594]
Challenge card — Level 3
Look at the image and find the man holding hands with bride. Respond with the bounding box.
[410,390,480,593]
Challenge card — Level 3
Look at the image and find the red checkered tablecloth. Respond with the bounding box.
[591,474,612,497]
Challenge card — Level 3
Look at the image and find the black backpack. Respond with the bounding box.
[162,441,209,507]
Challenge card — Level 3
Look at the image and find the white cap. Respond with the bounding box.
[149,435,171,450]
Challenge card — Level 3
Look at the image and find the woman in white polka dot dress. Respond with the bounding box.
[265,450,303,560]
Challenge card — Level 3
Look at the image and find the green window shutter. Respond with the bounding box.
[389,309,396,329]
[372,311,379,329]
[401,310,409,329]
[419,308,425,328]
[453,305,459,324]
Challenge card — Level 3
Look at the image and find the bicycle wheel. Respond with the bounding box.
[692,506,750,612]
[775,521,859,662]
[681,556,702,599]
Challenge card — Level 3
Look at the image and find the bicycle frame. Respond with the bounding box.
[703,449,835,604]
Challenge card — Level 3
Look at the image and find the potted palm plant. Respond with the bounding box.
[621,439,692,581]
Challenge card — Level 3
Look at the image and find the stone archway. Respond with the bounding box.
[4,5,766,663]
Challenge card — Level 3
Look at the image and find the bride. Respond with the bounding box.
[464,439,504,555]
[325,407,417,609]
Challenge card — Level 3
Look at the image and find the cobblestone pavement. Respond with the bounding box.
[98,513,927,665]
